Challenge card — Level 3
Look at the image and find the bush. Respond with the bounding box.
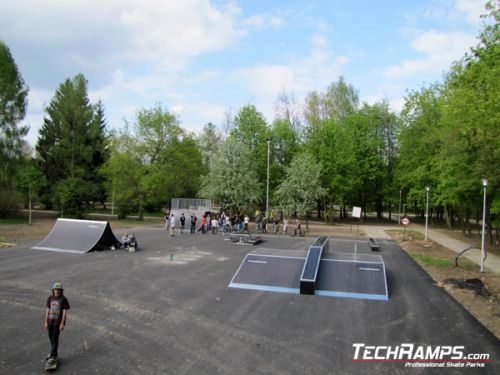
[0,189,20,217]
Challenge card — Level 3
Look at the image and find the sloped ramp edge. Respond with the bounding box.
[31,218,119,254]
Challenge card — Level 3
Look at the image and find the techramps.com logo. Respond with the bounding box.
[352,343,493,368]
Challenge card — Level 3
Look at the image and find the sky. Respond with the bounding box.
[0,0,487,146]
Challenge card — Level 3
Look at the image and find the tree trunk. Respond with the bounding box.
[465,208,471,236]
[29,189,32,225]
[444,204,452,229]
[138,194,144,221]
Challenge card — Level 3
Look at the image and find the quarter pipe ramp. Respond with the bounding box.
[31,218,120,254]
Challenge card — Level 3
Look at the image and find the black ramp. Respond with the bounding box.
[229,254,304,294]
[300,246,321,294]
[316,253,388,301]
[31,218,119,254]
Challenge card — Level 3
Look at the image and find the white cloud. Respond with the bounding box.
[383,30,476,78]
[233,33,349,120]
[454,0,485,24]
[243,10,285,30]
[0,0,243,72]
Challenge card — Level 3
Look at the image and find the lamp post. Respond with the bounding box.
[424,186,430,241]
[398,189,402,224]
[481,178,488,272]
[266,137,271,216]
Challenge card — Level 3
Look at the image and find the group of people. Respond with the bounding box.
[254,210,303,237]
[164,210,303,237]
[120,232,137,249]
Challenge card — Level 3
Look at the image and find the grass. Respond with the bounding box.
[410,253,453,268]
[386,229,425,240]
[0,217,28,225]
[88,208,164,218]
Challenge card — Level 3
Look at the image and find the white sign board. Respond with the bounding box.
[352,206,362,219]
[402,218,410,226]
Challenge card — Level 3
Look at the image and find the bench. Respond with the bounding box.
[224,232,260,245]
[368,238,380,251]
[300,236,329,295]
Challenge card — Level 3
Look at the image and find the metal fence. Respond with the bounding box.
[171,198,212,211]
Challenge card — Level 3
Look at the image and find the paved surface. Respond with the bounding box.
[0,229,499,374]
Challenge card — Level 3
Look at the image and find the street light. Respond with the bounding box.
[481,178,488,272]
[398,189,402,225]
[424,186,430,241]
[266,137,271,216]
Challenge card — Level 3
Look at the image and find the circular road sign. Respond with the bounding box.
[402,218,410,226]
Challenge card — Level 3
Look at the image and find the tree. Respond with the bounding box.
[435,1,500,233]
[275,152,326,217]
[396,85,443,219]
[36,74,108,214]
[198,137,261,212]
[0,40,29,192]
[268,117,301,198]
[323,76,359,123]
[88,100,109,208]
[198,122,222,168]
[100,130,144,219]
[15,164,47,223]
[101,105,203,219]
[230,105,270,201]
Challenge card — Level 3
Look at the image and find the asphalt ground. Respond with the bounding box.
[0,227,499,374]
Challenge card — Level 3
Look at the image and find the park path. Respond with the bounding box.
[362,223,500,274]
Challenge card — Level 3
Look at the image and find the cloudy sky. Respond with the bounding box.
[0,0,486,145]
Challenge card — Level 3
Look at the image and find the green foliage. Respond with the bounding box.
[268,118,301,198]
[394,2,499,230]
[198,137,261,211]
[198,122,222,168]
[101,104,203,218]
[36,74,109,211]
[0,188,20,217]
[275,152,326,217]
[15,164,47,203]
[100,140,143,218]
[231,105,270,195]
[0,40,29,189]
[55,177,93,218]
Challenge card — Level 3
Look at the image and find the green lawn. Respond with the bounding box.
[0,217,28,225]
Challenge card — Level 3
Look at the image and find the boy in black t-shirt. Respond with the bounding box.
[180,213,186,233]
[44,282,70,364]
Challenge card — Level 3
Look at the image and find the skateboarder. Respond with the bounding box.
[44,282,70,367]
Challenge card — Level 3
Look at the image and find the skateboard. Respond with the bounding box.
[44,358,58,372]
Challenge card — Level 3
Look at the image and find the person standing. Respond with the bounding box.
[200,215,207,234]
[180,213,186,233]
[169,214,176,237]
[44,282,70,364]
[211,217,218,234]
[190,213,197,234]
[244,214,250,233]
[255,209,261,232]
[293,218,302,237]
[164,211,169,230]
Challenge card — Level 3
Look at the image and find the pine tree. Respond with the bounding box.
[36,74,108,214]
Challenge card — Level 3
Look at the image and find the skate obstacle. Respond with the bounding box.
[229,236,389,301]
[31,218,120,254]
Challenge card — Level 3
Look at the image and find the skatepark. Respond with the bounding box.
[0,222,499,374]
